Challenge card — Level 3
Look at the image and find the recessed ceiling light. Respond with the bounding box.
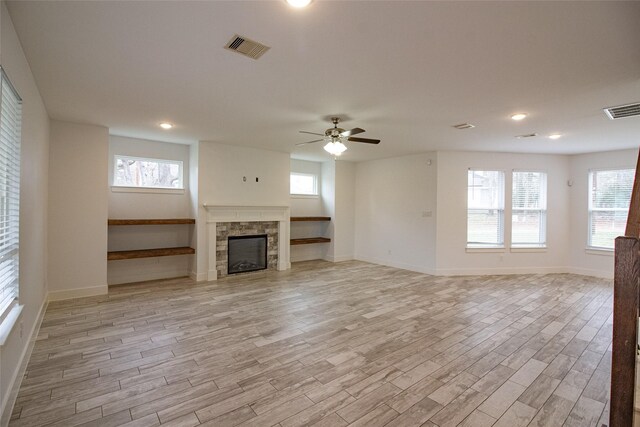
[286,0,312,8]
[159,122,173,130]
[549,133,562,140]
[511,113,528,121]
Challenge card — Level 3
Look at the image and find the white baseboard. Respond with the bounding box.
[1,296,48,427]
[190,271,208,282]
[434,266,570,276]
[48,285,107,302]
[566,267,613,280]
[290,254,321,263]
[323,254,354,263]
[354,255,436,275]
[354,257,612,279]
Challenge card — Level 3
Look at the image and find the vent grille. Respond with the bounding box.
[515,133,538,139]
[604,103,640,120]
[225,34,270,60]
[452,123,475,130]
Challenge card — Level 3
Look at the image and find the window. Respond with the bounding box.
[588,168,634,250]
[512,171,547,248]
[113,155,183,189]
[290,172,318,196]
[467,170,505,248]
[0,69,21,324]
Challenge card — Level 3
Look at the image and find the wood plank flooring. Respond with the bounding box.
[9,260,613,426]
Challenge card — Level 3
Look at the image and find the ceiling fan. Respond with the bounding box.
[297,117,381,156]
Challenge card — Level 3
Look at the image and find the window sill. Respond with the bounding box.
[511,247,547,253]
[466,247,505,253]
[0,304,23,346]
[290,194,320,199]
[585,248,614,256]
[111,186,185,195]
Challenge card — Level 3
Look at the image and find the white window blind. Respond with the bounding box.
[467,170,505,247]
[0,69,21,323]
[588,168,633,249]
[512,171,547,247]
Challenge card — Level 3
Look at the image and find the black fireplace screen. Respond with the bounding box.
[228,234,268,274]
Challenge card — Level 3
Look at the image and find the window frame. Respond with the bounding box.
[511,170,548,249]
[112,155,184,191]
[587,167,634,251]
[466,169,506,249]
[290,172,319,197]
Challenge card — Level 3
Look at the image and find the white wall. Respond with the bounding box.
[321,160,336,261]
[333,161,356,262]
[107,136,192,285]
[189,143,199,280]
[354,153,437,274]
[194,142,290,279]
[435,151,571,275]
[568,148,638,278]
[290,159,328,262]
[48,120,108,299]
[0,2,50,423]
[198,142,290,207]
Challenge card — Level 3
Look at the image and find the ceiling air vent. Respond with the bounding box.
[225,34,270,60]
[604,102,640,120]
[452,123,475,130]
[515,133,538,139]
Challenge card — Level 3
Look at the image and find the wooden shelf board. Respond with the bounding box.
[108,218,195,226]
[290,216,331,222]
[108,247,195,260]
[290,237,331,245]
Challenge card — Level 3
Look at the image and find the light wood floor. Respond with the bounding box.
[10,260,613,427]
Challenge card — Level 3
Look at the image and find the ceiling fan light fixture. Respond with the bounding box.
[324,141,347,156]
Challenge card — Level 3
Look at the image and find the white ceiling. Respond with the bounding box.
[6,1,640,162]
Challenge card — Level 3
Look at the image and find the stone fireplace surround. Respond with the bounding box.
[203,205,290,281]
[217,222,276,278]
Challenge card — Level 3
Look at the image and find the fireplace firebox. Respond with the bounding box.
[228,234,268,275]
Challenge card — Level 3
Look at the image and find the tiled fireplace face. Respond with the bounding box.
[215,221,278,278]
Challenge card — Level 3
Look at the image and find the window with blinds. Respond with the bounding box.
[467,170,505,248]
[0,69,22,324]
[588,168,633,249]
[512,171,547,247]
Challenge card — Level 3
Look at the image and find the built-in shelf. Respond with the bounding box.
[290,216,331,222]
[290,237,331,245]
[108,218,195,225]
[290,216,331,247]
[107,247,195,260]
[107,219,196,261]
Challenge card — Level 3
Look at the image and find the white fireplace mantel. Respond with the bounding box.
[203,204,290,280]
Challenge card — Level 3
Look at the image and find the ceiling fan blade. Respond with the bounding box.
[299,131,324,136]
[295,139,323,146]
[340,127,365,137]
[348,136,380,144]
